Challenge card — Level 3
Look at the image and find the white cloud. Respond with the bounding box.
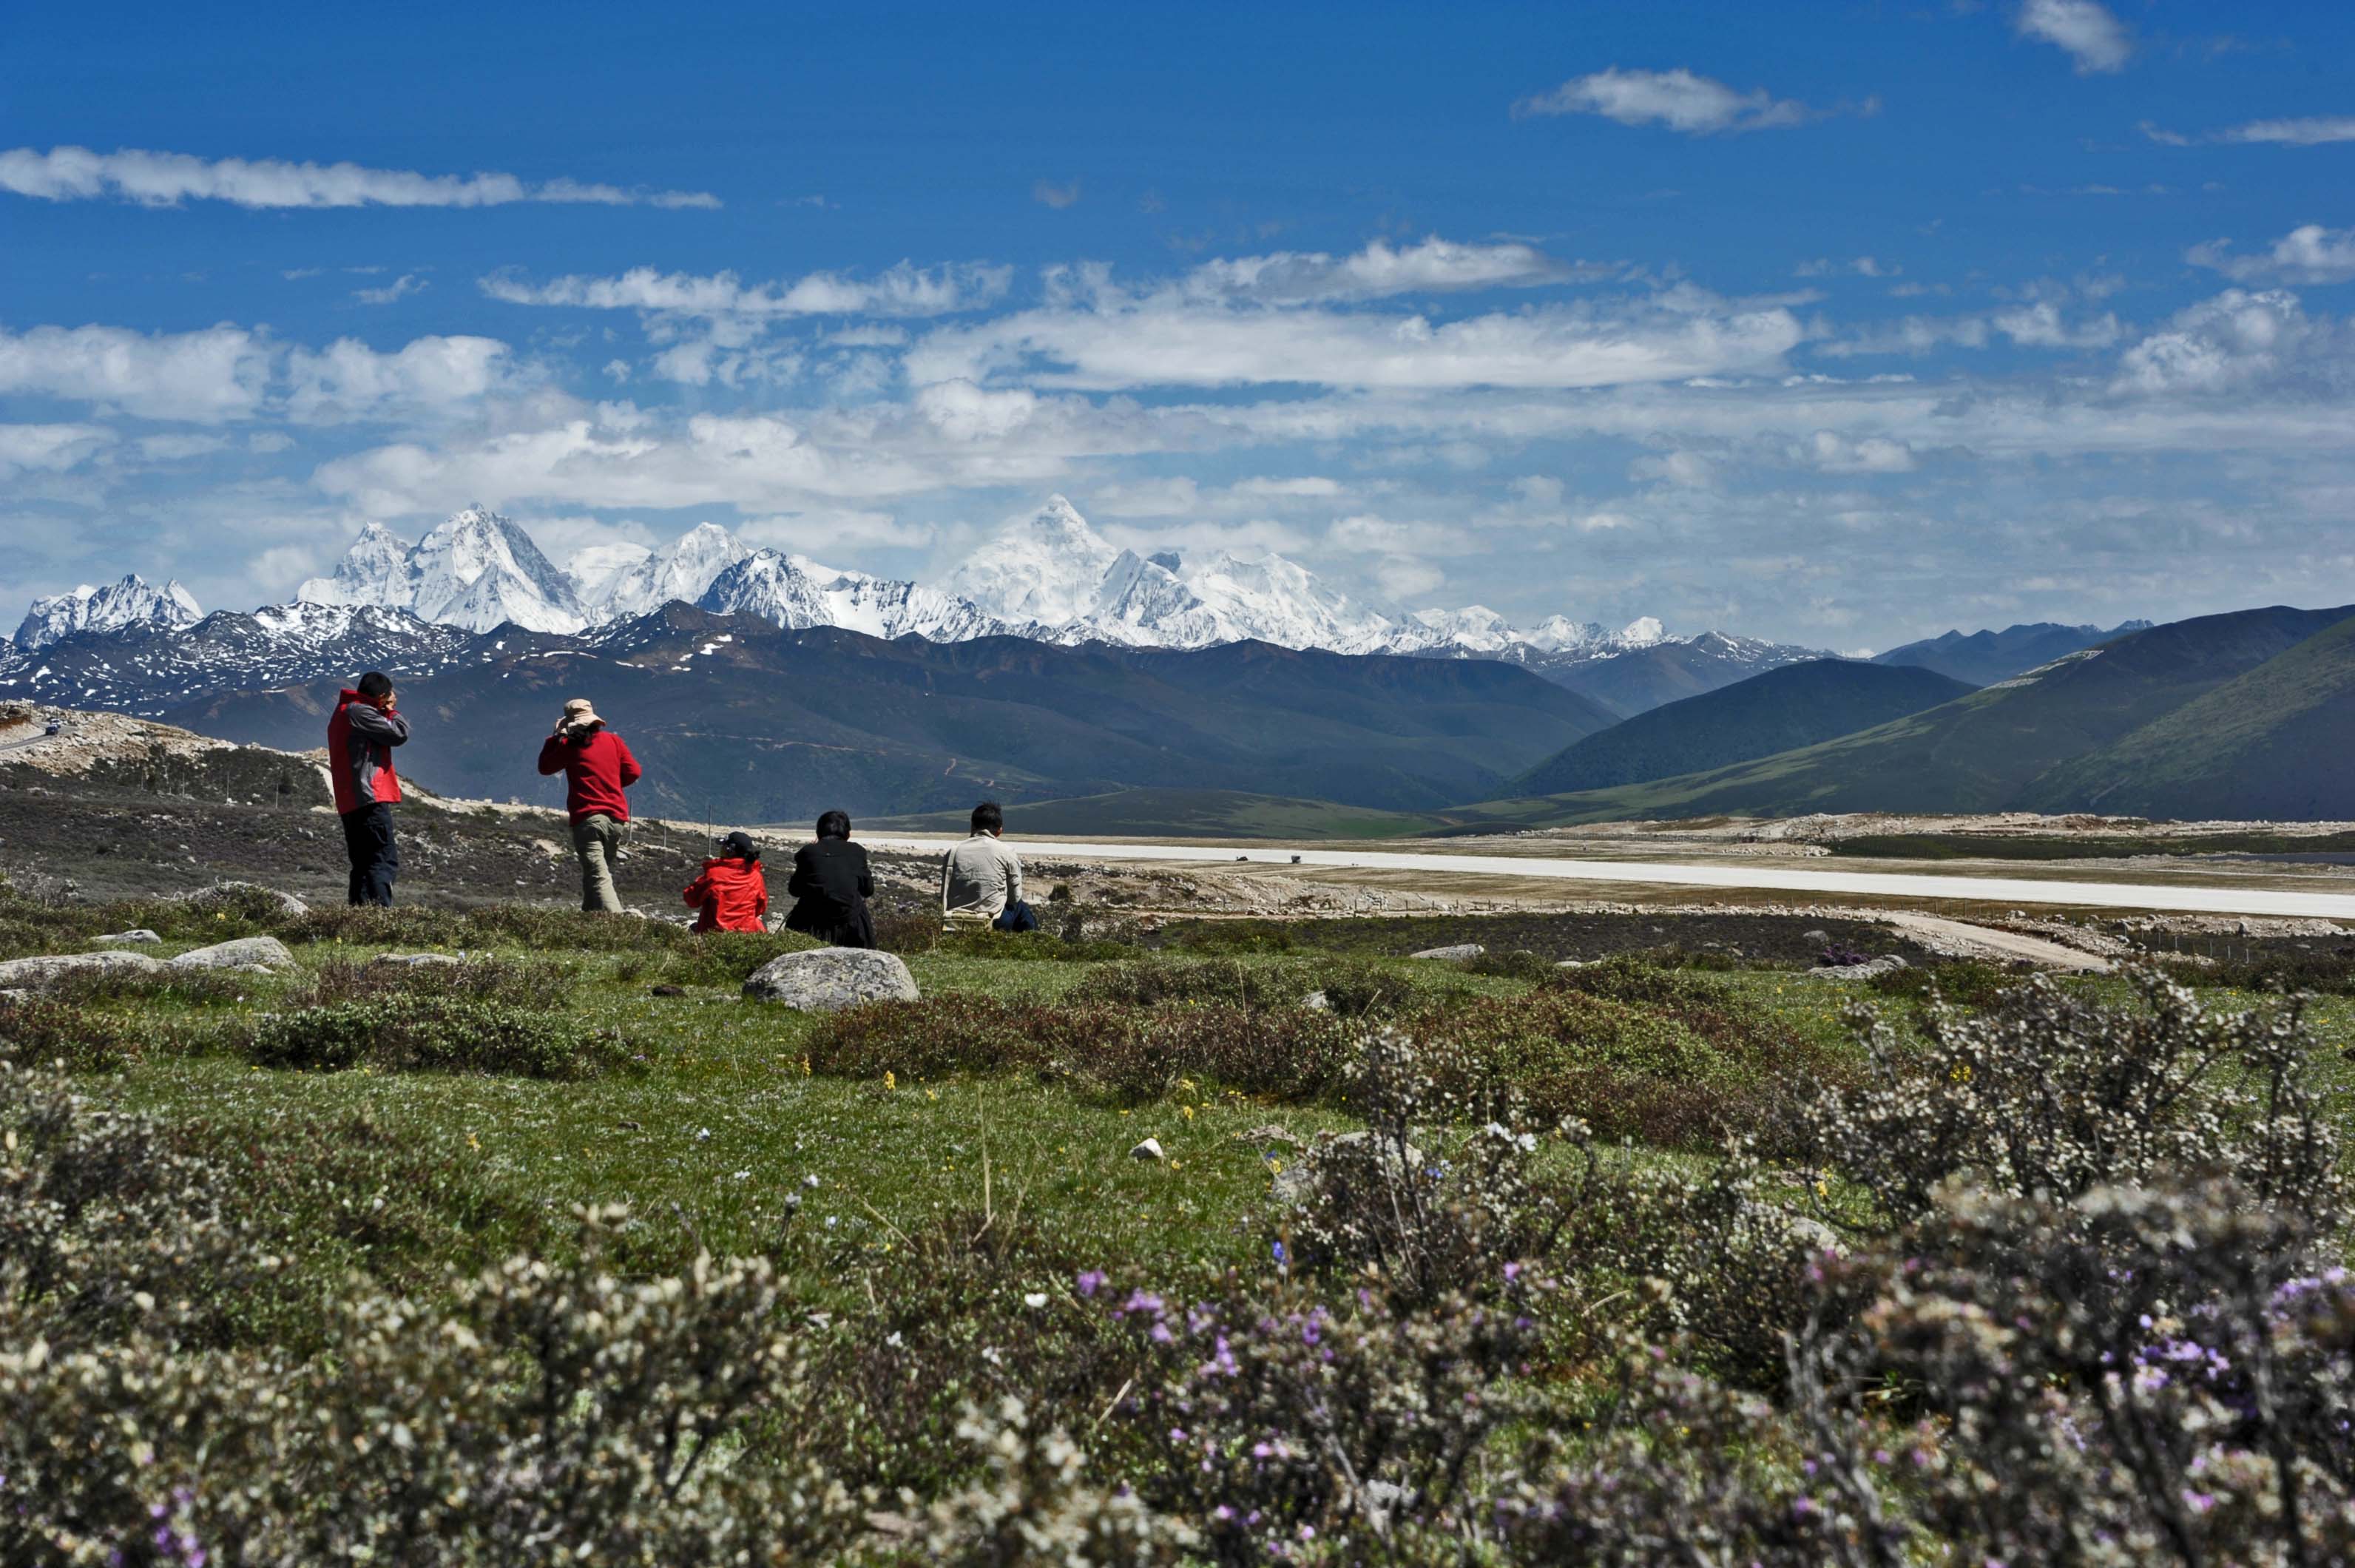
[2109,290,2337,397]
[1032,179,1081,209]
[2189,225,2355,285]
[1816,303,2120,357]
[1797,256,1898,279]
[1800,430,1917,473]
[354,273,428,305]
[1515,68,1819,135]
[2218,117,2355,146]
[0,422,115,476]
[913,379,1041,442]
[0,322,269,421]
[1629,450,1714,487]
[282,335,513,423]
[1229,476,1342,499]
[0,145,719,209]
[2015,0,2133,74]
[2143,116,2355,148]
[480,261,1009,318]
[905,290,1803,392]
[1374,556,1445,598]
[1186,237,1595,302]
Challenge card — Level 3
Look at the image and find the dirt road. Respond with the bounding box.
[862,837,2355,922]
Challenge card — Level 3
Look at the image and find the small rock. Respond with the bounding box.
[1237,1123,1308,1150]
[93,930,161,946]
[743,947,919,1012]
[0,950,163,988]
[1300,989,1331,1011]
[369,952,462,969]
[1129,1138,1166,1163]
[171,936,296,972]
[649,984,686,997]
[1803,929,1829,942]
[1802,955,1908,981]
[616,1119,643,1131]
[1408,943,1485,962]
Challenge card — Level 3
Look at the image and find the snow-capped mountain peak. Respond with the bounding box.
[581,521,752,620]
[300,505,585,634]
[14,574,203,651]
[945,495,1124,626]
[1618,616,1666,647]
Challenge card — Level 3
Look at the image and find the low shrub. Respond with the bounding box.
[300,953,555,1008]
[1462,948,1561,982]
[614,929,822,987]
[1865,956,2018,1010]
[0,998,141,1072]
[1072,955,1458,1017]
[1417,984,1839,1149]
[44,963,260,1007]
[243,996,632,1080]
[2155,942,2355,996]
[288,904,703,953]
[807,995,1359,1104]
[1800,970,2345,1233]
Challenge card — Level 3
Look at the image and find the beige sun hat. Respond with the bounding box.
[561,697,603,728]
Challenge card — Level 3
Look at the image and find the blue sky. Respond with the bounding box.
[4,0,2352,649]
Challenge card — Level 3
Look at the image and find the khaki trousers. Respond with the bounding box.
[570,813,627,913]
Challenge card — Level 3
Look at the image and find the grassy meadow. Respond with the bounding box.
[5,879,2353,1562]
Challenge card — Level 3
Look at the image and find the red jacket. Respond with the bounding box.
[683,856,768,933]
[536,728,641,822]
[327,690,408,813]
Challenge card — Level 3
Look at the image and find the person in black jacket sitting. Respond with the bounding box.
[784,809,876,948]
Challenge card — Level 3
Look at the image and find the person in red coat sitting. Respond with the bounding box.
[535,697,641,913]
[683,831,770,933]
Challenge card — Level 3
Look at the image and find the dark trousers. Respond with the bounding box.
[992,899,1038,933]
[339,803,399,907]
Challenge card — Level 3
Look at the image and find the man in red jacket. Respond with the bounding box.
[535,697,642,913]
[326,672,410,906]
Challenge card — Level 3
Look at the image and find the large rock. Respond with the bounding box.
[0,950,163,987]
[173,881,311,921]
[1409,943,1484,962]
[171,935,297,971]
[743,947,919,1012]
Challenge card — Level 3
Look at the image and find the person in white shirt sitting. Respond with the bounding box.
[939,800,1037,932]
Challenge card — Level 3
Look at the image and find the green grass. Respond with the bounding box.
[24,922,2347,1328]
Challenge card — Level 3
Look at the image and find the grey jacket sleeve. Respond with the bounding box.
[345,705,410,747]
[1001,842,1022,908]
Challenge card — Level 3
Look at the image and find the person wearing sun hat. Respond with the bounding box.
[535,697,642,913]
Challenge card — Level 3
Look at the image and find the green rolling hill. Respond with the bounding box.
[1459,604,2355,825]
[2023,612,2355,820]
[1513,658,1974,796]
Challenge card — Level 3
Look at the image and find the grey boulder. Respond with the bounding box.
[171,936,297,972]
[371,952,463,969]
[1803,956,1907,981]
[743,947,919,1012]
[1409,943,1484,962]
[0,950,163,987]
[94,930,162,946]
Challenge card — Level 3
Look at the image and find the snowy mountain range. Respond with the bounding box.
[13,575,203,651]
[10,496,1832,714]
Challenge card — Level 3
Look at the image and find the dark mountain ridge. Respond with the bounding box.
[160,603,1617,822]
[1513,658,1976,796]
